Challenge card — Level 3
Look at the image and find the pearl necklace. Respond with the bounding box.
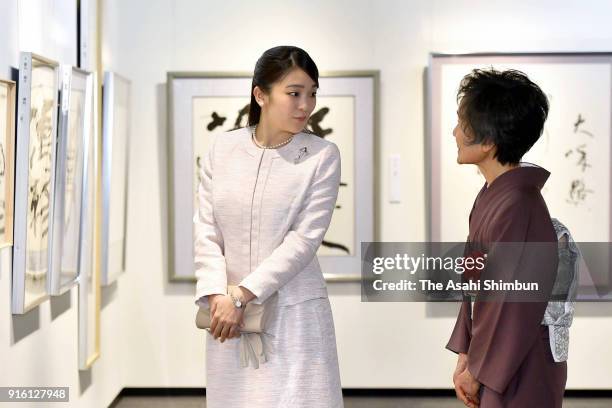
[251,126,293,149]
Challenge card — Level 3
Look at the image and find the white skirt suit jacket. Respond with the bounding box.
[194,126,344,407]
[194,126,341,307]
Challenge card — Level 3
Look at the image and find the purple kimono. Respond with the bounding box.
[447,165,567,407]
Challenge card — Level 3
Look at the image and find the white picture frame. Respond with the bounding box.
[78,72,100,370]
[101,71,130,286]
[12,52,60,314]
[427,53,612,244]
[48,65,93,296]
[167,71,378,282]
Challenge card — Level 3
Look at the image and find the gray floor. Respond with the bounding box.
[113,395,612,408]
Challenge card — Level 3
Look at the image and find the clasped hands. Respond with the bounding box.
[207,286,255,343]
[453,353,481,407]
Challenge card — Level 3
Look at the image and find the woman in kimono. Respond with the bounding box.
[446,69,567,407]
[193,46,343,407]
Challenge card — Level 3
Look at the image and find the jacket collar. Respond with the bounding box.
[240,126,310,161]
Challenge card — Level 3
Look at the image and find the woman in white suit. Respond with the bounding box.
[194,46,344,407]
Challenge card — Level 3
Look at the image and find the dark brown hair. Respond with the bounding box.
[457,68,549,165]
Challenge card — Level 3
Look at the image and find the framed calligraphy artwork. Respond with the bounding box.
[12,53,60,314]
[167,71,378,282]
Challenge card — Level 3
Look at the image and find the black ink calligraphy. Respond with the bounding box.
[207,112,227,131]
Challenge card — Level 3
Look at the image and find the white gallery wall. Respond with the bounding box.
[3,1,612,408]
[104,0,612,391]
[0,1,124,408]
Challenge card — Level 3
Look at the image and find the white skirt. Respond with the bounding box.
[205,297,343,408]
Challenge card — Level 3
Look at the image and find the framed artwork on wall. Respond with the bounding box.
[79,71,99,370]
[48,66,93,296]
[0,78,16,249]
[427,52,612,244]
[167,71,378,282]
[12,52,60,314]
[101,71,130,286]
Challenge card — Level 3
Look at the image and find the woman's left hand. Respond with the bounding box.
[210,286,256,342]
[210,295,245,343]
[454,367,480,407]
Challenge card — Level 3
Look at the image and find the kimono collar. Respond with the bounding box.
[485,162,550,192]
[241,126,308,158]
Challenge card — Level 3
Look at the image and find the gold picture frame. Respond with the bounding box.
[76,0,103,370]
[0,78,15,248]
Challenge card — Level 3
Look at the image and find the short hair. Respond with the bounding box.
[248,46,319,126]
[457,68,549,165]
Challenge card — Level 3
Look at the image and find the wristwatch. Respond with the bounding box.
[229,290,244,309]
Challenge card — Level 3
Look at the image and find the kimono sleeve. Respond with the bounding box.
[193,137,227,306]
[446,300,472,354]
[239,144,341,303]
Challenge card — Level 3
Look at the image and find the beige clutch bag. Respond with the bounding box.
[195,286,267,333]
